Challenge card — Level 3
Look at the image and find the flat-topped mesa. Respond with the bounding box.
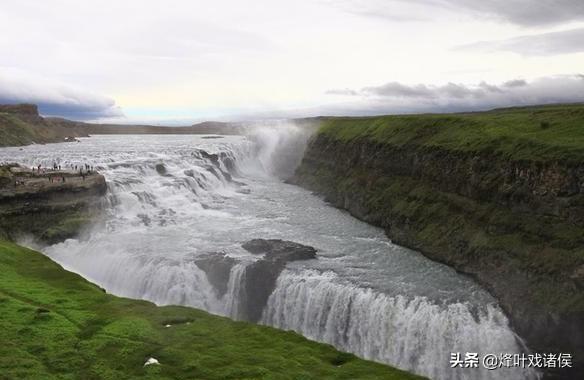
[0,164,107,244]
[0,103,39,116]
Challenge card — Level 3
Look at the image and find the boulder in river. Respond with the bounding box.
[155,163,167,175]
[194,240,317,322]
[194,252,236,297]
[240,239,317,322]
[242,239,317,262]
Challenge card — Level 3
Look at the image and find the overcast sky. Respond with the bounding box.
[1,0,583,123]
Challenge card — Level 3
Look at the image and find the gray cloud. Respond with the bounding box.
[502,79,527,88]
[359,81,505,99]
[455,27,584,56]
[0,70,123,120]
[325,88,360,96]
[325,75,584,114]
[333,0,584,27]
[427,0,584,26]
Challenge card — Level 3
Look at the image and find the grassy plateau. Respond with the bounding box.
[319,104,584,162]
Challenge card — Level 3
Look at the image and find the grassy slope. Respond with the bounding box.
[0,112,88,147]
[0,113,45,147]
[0,241,422,380]
[319,104,584,162]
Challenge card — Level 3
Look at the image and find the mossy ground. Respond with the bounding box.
[0,241,423,380]
[319,104,584,162]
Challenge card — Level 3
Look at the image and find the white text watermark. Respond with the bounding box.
[450,352,572,370]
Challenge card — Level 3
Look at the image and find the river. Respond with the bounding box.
[0,124,539,380]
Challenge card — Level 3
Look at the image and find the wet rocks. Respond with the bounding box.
[239,239,317,322]
[155,163,167,175]
[242,239,317,262]
[194,253,236,297]
[195,239,317,322]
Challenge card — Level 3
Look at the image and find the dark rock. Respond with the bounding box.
[219,152,236,172]
[198,150,220,164]
[155,163,166,175]
[242,239,317,262]
[239,239,317,322]
[0,164,106,244]
[194,253,236,297]
[0,104,39,116]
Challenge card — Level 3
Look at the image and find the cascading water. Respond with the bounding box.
[0,123,539,380]
[262,270,536,380]
[221,263,249,319]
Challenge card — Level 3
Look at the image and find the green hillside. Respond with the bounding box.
[0,241,422,380]
[319,104,584,162]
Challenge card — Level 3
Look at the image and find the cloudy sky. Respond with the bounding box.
[1,0,583,123]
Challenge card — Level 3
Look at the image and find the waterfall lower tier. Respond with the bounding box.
[261,269,538,380]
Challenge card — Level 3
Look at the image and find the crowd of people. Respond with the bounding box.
[13,162,96,187]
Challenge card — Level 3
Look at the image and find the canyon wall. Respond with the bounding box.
[0,165,107,244]
[293,107,584,379]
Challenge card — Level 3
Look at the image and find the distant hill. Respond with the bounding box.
[0,103,243,147]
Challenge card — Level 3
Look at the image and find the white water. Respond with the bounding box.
[0,124,539,380]
[222,263,248,319]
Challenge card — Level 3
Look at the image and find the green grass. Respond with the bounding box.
[318,104,584,162]
[0,111,77,147]
[0,241,423,380]
[0,113,49,147]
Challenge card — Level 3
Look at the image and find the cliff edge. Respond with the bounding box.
[293,104,584,379]
[0,164,107,244]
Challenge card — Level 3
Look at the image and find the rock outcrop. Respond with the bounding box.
[0,104,89,146]
[0,103,40,117]
[0,164,107,244]
[194,239,317,322]
[194,252,236,297]
[293,115,584,379]
[239,239,317,322]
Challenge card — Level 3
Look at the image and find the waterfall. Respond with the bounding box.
[222,263,248,319]
[261,269,539,380]
[0,125,539,380]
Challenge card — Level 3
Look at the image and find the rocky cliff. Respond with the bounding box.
[293,105,584,379]
[0,164,107,244]
[195,239,317,322]
[0,104,90,146]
